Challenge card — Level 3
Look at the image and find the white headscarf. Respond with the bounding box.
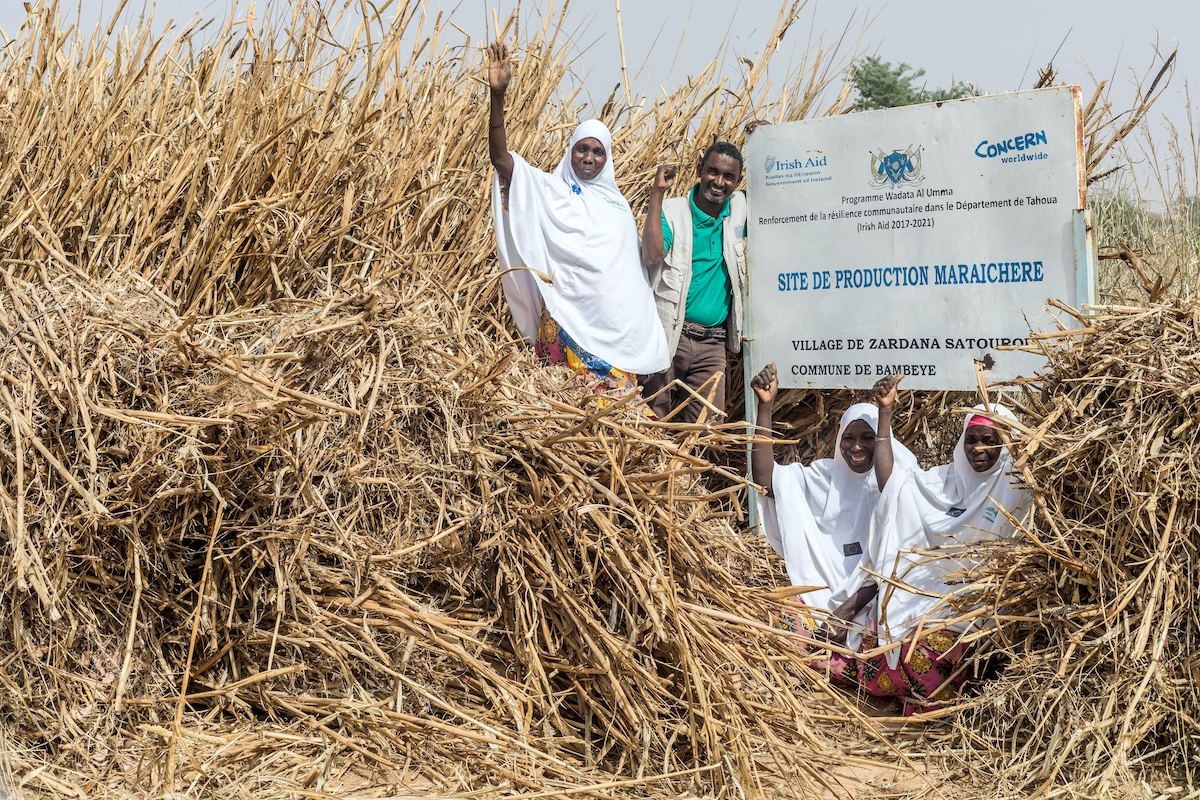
[491,120,669,375]
[865,404,1032,668]
[758,403,919,614]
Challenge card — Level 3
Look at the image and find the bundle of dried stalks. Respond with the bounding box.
[1,270,927,796]
[0,2,907,793]
[0,0,1188,797]
[0,1,910,795]
[949,298,1200,796]
[0,0,861,316]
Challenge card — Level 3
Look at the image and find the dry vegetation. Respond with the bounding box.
[0,1,876,797]
[951,296,1200,797]
[0,0,1195,798]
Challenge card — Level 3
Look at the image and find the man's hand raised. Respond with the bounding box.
[652,163,677,194]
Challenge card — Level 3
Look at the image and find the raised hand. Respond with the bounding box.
[745,119,771,135]
[872,373,904,408]
[751,362,779,405]
[652,163,677,193]
[488,41,511,95]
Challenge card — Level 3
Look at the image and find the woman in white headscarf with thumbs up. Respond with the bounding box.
[749,363,918,642]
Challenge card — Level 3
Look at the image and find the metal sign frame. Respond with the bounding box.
[742,86,1091,394]
[743,116,1100,530]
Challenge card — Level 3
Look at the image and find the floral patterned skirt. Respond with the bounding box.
[778,601,973,716]
[534,306,645,407]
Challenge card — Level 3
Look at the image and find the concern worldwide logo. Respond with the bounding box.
[764,155,776,173]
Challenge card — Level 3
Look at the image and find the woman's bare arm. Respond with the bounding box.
[872,373,903,489]
[487,41,514,183]
[819,583,880,646]
[750,362,779,496]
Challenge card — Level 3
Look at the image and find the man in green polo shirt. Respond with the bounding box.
[640,141,748,424]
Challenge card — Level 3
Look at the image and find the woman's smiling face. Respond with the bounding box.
[840,420,876,474]
[570,137,606,181]
[964,425,1002,472]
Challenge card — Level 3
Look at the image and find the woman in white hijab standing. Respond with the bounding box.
[487,41,669,399]
[749,363,918,654]
[830,376,1032,713]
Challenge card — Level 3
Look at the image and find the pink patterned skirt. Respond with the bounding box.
[534,306,649,410]
[779,603,973,715]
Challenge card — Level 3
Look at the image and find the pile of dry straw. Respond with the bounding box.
[0,2,879,797]
[0,0,1191,797]
[2,271,861,797]
[956,275,1200,795]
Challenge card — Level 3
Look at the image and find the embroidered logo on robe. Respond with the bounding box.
[946,507,967,517]
[843,542,863,557]
[982,504,999,523]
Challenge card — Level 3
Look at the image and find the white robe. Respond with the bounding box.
[864,404,1032,668]
[758,403,918,621]
[491,119,669,375]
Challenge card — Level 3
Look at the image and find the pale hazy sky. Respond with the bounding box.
[2,0,1196,199]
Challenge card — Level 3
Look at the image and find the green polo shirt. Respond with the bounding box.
[661,186,739,327]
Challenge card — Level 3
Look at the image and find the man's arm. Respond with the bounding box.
[749,362,778,496]
[488,41,514,183]
[872,374,904,489]
[642,164,676,268]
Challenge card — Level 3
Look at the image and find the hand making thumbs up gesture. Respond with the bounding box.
[872,373,904,409]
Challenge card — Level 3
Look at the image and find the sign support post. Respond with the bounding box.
[743,340,758,531]
[1073,208,1098,312]
[742,260,759,530]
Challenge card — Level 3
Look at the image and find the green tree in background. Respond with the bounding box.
[850,56,981,111]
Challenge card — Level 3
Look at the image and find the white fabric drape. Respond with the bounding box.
[758,403,918,616]
[864,404,1032,668]
[490,119,669,375]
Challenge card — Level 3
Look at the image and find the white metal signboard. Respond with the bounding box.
[744,86,1087,390]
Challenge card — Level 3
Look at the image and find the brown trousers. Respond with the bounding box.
[641,333,727,423]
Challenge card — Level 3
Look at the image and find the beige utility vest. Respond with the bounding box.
[648,192,748,356]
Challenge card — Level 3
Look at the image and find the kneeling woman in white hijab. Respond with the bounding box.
[829,377,1032,713]
[749,363,917,646]
[487,41,669,399]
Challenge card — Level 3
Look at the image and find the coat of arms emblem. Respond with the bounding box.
[869,146,923,188]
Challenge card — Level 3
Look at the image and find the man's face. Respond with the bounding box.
[696,152,742,207]
[571,137,607,181]
[840,420,876,474]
